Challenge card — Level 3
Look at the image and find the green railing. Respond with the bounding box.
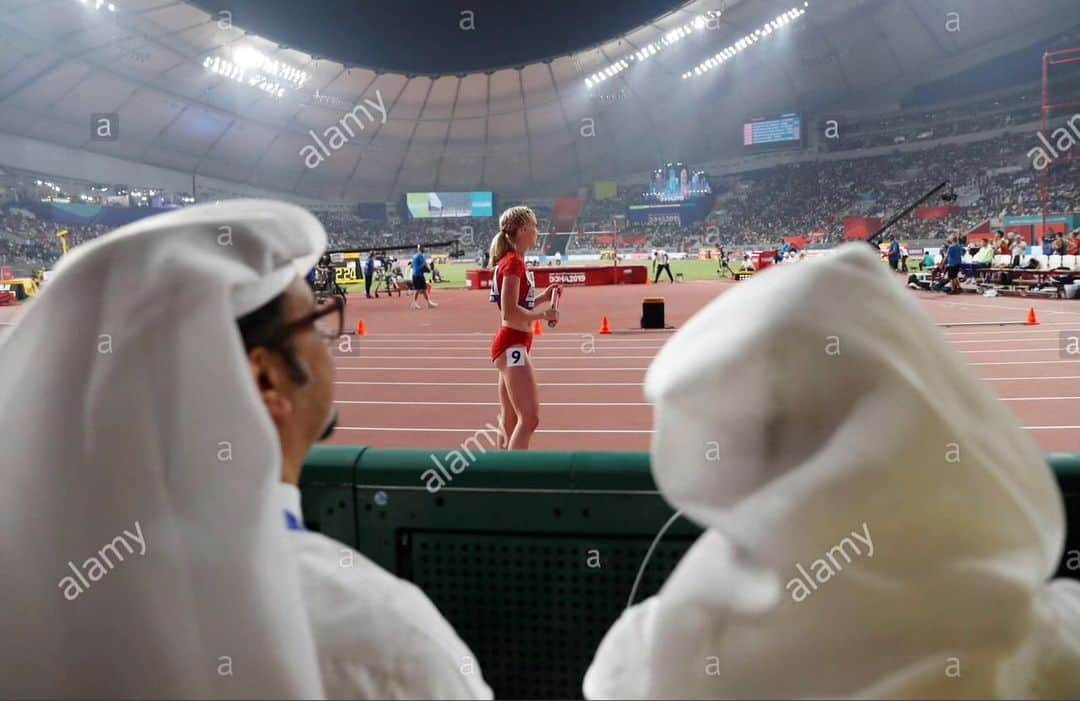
[300,447,1080,700]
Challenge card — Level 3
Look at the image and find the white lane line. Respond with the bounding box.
[337,331,674,337]
[334,426,655,434]
[336,424,1080,433]
[941,301,1080,317]
[336,397,1080,408]
[970,360,1080,367]
[344,344,669,349]
[348,334,1066,344]
[335,357,1080,372]
[335,367,647,372]
[336,355,658,360]
[335,362,1080,371]
[940,322,1078,333]
[335,349,1072,362]
[351,337,666,342]
[336,381,644,386]
[959,348,1062,353]
[335,400,651,406]
[946,330,1078,338]
[982,375,1080,381]
[347,337,1065,347]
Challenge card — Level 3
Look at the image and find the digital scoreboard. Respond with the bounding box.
[405,192,493,219]
[743,113,802,148]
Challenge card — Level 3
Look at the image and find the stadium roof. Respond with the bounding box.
[187,0,690,76]
[0,0,1076,202]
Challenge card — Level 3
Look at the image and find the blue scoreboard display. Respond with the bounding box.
[405,191,493,219]
[743,113,802,147]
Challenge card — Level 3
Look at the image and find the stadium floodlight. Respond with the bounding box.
[76,0,118,11]
[202,44,310,99]
[681,5,808,80]
[584,10,722,88]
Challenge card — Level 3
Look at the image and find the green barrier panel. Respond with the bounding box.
[300,447,1080,700]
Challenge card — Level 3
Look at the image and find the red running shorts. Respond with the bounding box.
[490,327,534,364]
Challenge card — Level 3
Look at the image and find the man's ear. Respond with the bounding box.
[247,347,293,423]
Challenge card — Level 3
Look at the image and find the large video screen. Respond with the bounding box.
[647,163,711,203]
[743,113,802,147]
[406,191,493,219]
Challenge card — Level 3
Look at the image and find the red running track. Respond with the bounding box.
[3,277,1079,452]
[321,279,1080,453]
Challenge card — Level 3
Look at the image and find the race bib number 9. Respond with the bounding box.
[505,345,528,367]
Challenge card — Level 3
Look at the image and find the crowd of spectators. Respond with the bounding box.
[823,71,1080,154]
[4,87,1079,270]
[0,210,108,274]
[710,130,1078,248]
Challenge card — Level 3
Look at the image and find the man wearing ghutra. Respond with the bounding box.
[0,199,489,700]
[0,200,327,698]
[584,244,1080,699]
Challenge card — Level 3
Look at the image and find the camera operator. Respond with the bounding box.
[374,254,399,298]
[314,254,332,293]
[364,251,375,299]
[410,245,438,310]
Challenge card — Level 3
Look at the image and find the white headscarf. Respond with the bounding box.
[585,243,1080,699]
[0,200,327,698]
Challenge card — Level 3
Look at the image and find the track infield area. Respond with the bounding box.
[323,279,1080,453]
[2,276,1078,452]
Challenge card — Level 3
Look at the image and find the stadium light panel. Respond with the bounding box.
[682,5,808,80]
[202,43,309,99]
[76,0,118,11]
[584,11,724,88]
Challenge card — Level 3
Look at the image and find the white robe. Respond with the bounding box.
[0,200,327,698]
[584,243,1080,699]
[279,484,493,700]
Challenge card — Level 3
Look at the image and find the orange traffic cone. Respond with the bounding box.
[356,319,367,336]
[599,316,612,335]
[1026,307,1039,326]
[533,319,543,336]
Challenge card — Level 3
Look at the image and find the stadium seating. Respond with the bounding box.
[4,116,1077,270]
[299,446,1080,699]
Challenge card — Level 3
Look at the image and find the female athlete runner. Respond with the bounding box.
[489,206,560,450]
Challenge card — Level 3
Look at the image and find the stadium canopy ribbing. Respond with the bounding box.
[0,0,1074,202]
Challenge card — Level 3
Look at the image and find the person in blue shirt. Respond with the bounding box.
[410,245,438,310]
[887,234,901,272]
[945,235,965,294]
[364,251,375,299]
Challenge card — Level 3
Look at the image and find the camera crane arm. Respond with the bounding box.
[866,180,952,248]
[326,239,465,258]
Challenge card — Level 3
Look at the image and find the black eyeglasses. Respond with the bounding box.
[265,295,344,349]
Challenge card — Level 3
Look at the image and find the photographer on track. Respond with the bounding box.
[374,254,401,298]
[364,251,376,299]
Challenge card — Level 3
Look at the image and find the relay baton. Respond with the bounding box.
[548,287,562,328]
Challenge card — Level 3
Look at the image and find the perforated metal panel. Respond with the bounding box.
[299,448,1080,700]
[403,531,693,699]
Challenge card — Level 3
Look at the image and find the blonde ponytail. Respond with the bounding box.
[489,206,537,268]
